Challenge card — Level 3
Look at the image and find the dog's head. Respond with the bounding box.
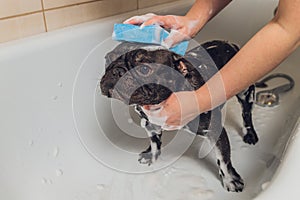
[100,47,203,105]
[100,40,239,106]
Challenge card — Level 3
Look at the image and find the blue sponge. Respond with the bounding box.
[112,23,189,56]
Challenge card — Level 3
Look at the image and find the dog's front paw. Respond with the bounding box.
[138,150,161,166]
[220,167,244,192]
[222,175,244,192]
[243,129,258,145]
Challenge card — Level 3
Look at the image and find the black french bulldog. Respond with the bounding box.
[100,40,258,192]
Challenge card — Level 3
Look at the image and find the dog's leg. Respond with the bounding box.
[135,106,162,166]
[138,126,162,166]
[236,85,259,145]
[214,128,244,192]
[205,109,244,192]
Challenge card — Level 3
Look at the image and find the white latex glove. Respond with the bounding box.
[142,91,201,131]
[123,13,157,25]
[124,13,200,48]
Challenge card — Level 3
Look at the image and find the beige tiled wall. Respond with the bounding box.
[0,0,180,44]
[45,0,137,31]
[0,0,42,19]
[138,0,177,9]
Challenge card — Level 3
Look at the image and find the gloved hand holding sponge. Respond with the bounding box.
[112,13,199,56]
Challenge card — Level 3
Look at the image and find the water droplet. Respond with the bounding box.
[42,178,47,184]
[29,140,34,146]
[261,181,270,190]
[128,118,133,124]
[52,96,58,101]
[57,82,63,88]
[53,147,59,158]
[42,178,53,184]
[163,169,173,177]
[96,184,105,190]
[56,169,63,177]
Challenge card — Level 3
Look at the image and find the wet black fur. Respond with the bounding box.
[100,40,259,192]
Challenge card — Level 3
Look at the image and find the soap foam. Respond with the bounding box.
[124,13,156,24]
[97,157,214,200]
[141,105,167,127]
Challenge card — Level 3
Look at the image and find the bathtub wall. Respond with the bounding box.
[0,0,178,44]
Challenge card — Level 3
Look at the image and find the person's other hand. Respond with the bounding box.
[124,13,200,48]
[142,91,201,130]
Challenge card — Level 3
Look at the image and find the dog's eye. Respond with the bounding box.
[137,64,152,76]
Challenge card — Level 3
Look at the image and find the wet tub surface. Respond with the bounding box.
[0,0,299,199]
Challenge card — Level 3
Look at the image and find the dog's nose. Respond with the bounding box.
[100,80,114,97]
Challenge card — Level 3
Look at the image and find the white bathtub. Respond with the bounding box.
[1,0,299,199]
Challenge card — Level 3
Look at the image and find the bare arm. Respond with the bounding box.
[197,0,300,113]
[184,0,232,37]
[147,0,300,128]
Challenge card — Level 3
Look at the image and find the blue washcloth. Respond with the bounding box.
[112,23,189,56]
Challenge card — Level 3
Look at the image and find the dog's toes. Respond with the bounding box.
[222,174,244,192]
[138,150,160,166]
[138,152,152,165]
[243,130,259,145]
[138,157,152,165]
[225,177,244,192]
[220,166,244,192]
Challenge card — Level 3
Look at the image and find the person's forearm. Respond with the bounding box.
[196,19,300,113]
[185,0,232,36]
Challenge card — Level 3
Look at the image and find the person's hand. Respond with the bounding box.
[142,91,201,130]
[124,13,201,48]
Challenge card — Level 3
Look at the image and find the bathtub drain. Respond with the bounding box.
[255,73,294,107]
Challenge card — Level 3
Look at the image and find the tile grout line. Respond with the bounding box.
[41,0,103,12]
[40,0,48,32]
[0,0,174,22]
[0,0,103,21]
[0,11,42,21]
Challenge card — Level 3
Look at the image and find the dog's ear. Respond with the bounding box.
[177,61,188,76]
[105,52,119,68]
[172,54,189,76]
[124,49,148,69]
[133,49,148,63]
